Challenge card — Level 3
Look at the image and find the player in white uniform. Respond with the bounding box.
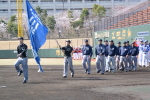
[142,40,149,67]
[138,40,144,67]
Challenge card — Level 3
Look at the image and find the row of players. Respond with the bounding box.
[14,37,150,83]
[61,39,150,78]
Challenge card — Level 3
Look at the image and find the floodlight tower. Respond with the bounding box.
[17,0,23,37]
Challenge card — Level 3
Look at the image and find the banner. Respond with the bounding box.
[26,0,48,72]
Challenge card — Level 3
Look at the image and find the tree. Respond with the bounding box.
[41,9,48,24]
[71,8,89,28]
[92,4,106,19]
[68,10,73,18]
[0,20,6,24]
[80,8,89,20]
[46,16,56,30]
[6,15,18,37]
[36,6,43,15]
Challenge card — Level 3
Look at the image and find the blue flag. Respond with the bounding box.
[26,0,48,72]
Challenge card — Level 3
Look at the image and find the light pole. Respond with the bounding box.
[59,30,61,38]
[75,28,79,37]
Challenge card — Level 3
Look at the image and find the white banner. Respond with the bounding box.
[137,31,149,36]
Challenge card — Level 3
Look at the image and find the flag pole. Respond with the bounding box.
[48,29,61,48]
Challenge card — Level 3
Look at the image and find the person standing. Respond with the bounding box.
[126,41,132,71]
[142,40,149,67]
[138,40,144,67]
[116,42,121,70]
[14,37,28,83]
[104,40,109,72]
[119,41,130,72]
[95,39,105,74]
[82,39,93,74]
[130,42,139,71]
[106,40,118,73]
[60,40,74,78]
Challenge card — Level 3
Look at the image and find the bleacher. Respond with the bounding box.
[102,7,150,31]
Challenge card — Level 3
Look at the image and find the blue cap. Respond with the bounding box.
[104,40,108,42]
[140,40,143,42]
[84,39,88,42]
[66,40,71,43]
[18,37,24,40]
[118,42,121,44]
[98,39,102,41]
[126,41,129,43]
[123,41,126,44]
[109,40,114,42]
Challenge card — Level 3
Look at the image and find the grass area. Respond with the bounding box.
[0,38,92,50]
[0,58,96,65]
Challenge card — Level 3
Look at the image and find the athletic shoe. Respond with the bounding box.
[97,70,101,73]
[85,69,88,73]
[63,76,67,78]
[71,72,74,77]
[22,80,27,83]
[18,70,23,76]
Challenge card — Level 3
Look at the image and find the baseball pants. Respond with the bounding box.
[131,56,137,70]
[82,55,91,73]
[142,52,149,67]
[119,56,128,71]
[107,56,116,73]
[63,57,74,77]
[96,55,105,73]
[138,51,143,66]
[126,55,132,70]
[14,57,28,81]
[116,56,120,70]
[105,56,109,71]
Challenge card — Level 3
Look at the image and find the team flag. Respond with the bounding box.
[26,0,48,72]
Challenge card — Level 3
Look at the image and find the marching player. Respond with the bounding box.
[142,40,149,67]
[119,41,130,72]
[14,37,28,83]
[106,40,118,73]
[130,42,139,71]
[60,40,74,78]
[95,39,105,74]
[116,42,121,70]
[82,39,93,74]
[126,41,132,71]
[104,40,109,72]
[138,40,144,67]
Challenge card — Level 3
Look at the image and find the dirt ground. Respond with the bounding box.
[0,65,150,100]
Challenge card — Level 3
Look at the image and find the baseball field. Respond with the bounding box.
[0,58,150,100]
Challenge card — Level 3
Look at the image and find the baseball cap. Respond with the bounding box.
[126,41,129,43]
[118,42,121,44]
[18,37,24,40]
[84,39,88,42]
[109,40,114,42]
[98,39,102,41]
[140,40,143,42]
[104,40,108,42]
[66,40,71,43]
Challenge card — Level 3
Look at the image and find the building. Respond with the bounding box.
[0,0,142,19]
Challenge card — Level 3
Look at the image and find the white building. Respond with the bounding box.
[0,0,142,19]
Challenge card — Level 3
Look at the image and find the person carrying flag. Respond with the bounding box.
[60,40,74,78]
